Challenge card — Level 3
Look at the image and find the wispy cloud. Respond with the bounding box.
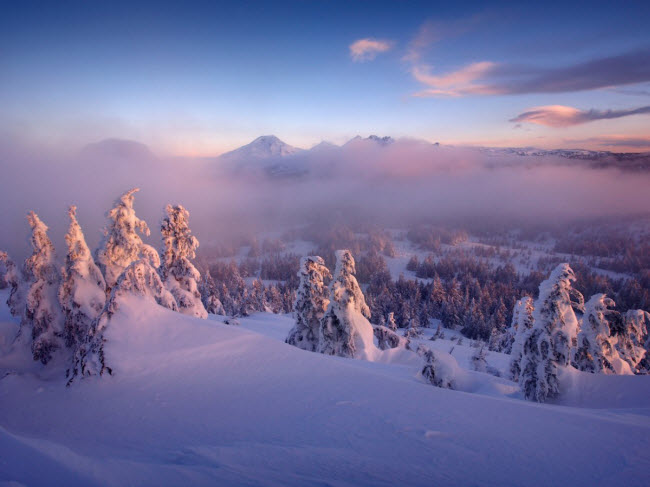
[403,16,481,63]
[412,48,650,97]
[510,105,650,127]
[349,38,394,62]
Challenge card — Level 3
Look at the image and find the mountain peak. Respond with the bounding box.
[221,135,303,160]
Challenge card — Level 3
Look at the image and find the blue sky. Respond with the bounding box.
[2,0,649,154]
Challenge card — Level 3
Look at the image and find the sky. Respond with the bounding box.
[1,0,650,155]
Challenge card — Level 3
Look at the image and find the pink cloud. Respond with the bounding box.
[510,104,650,127]
[349,38,394,62]
[411,62,500,97]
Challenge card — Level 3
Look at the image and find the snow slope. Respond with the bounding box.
[1,296,649,486]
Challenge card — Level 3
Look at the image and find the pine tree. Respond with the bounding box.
[0,251,16,290]
[615,309,649,373]
[319,250,374,358]
[509,296,534,381]
[96,188,159,290]
[59,206,106,348]
[572,294,630,374]
[417,345,452,389]
[286,256,331,351]
[519,264,582,402]
[160,204,207,319]
[17,212,65,364]
[387,311,397,331]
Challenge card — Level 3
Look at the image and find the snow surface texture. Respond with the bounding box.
[1,289,649,487]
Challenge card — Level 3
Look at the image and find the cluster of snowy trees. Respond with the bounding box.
[1,189,209,383]
[498,263,649,402]
[286,251,379,359]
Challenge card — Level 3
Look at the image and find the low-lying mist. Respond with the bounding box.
[1,136,649,261]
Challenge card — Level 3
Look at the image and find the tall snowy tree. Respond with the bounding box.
[59,206,107,348]
[160,204,207,319]
[508,297,535,381]
[319,250,375,358]
[286,256,331,351]
[96,188,159,290]
[15,212,65,364]
[573,294,631,374]
[519,264,582,402]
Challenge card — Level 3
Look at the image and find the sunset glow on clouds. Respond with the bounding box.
[1,1,649,154]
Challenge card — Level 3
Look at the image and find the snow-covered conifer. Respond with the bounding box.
[59,206,106,348]
[199,269,226,315]
[16,212,65,364]
[417,345,453,389]
[286,256,331,351]
[573,294,630,374]
[471,344,488,372]
[160,205,207,319]
[96,188,159,290]
[615,309,649,373]
[0,251,16,290]
[319,250,374,358]
[508,297,534,381]
[387,311,397,331]
[374,325,410,350]
[519,264,582,402]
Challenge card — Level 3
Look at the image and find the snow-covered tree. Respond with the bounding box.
[160,204,207,319]
[519,264,582,402]
[374,325,410,350]
[96,188,159,290]
[15,212,65,364]
[59,206,106,348]
[615,309,649,373]
[573,294,630,374]
[471,344,488,373]
[508,297,535,381]
[286,256,331,351]
[417,345,453,389]
[387,312,397,331]
[319,250,374,358]
[0,251,16,290]
[68,258,178,383]
[199,269,226,315]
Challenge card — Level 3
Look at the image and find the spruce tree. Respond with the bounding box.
[160,204,207,319]
[286,256,331,351]
[508,296,534,381]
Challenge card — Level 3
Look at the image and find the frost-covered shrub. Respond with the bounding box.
[286,256,331,351]
[160,205,207,319]
[59,206,106,348]
[519,264,582,402]
[471,344,488,373]
[374,325,410,350]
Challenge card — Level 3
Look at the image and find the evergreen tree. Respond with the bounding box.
[59,206,106,348]
[508,297,534,381]
[286,256,331,351]
[615,309,649,373]
[387,311,397,331]
[0,251,16,290]
[573,294,630,374]
[199,269,226,315]
[519,264,582,402]
[471,344,488,372]
[160,204,207,319]
[418,345,452,389]
[17,212,65,364]
[319,250,374,358]
[96,188,159,290]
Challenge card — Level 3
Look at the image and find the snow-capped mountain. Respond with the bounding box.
[344,135,395,147]
[219,135,303,161]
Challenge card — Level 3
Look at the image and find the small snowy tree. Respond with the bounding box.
[319,250,374,358]
[519,264,582,402]
[0,251,16,290]
[96,188,159,290]
[508,297,535,381]
[471,344,488,373]
[16,212,65,364]
[374,325,410,350]
[573,294,630,374]
[59,206,107,348]
[160,205,207,319]
[387,312,397,331]
[286,256,331,351]
[417,345,453,389]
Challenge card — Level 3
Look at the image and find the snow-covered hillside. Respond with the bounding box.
[1,291,649,487]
